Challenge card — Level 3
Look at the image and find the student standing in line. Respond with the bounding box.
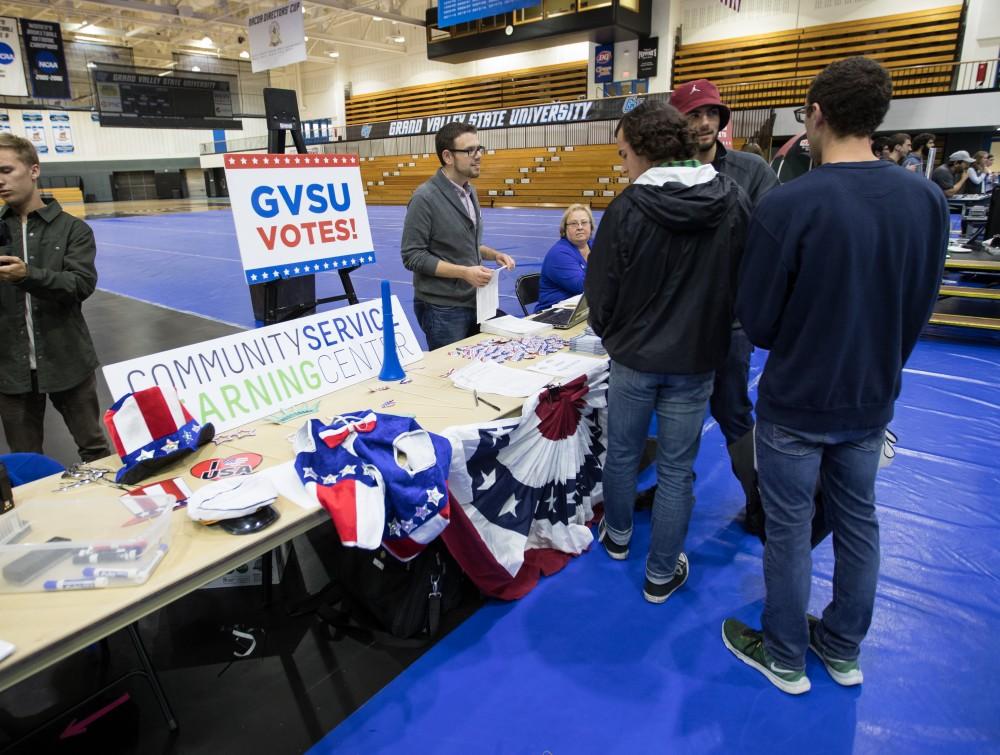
[586,100,750,603]
[902,132,935,175]
[722,56,947,695]
[400,122,515,351]
[670,78,779,538]
[887,133,912,166]
[0,133,112,462]
[535,203,593,312]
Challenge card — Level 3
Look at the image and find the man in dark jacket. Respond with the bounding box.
[670,78,779,538]
[0,133,111,461]
[585,100,750,604]
[721,57,947,695]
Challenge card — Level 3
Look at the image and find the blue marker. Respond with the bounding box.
[43,577,109,591]
[83,543,168,580]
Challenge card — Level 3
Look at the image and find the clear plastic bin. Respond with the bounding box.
[0,494,173,593]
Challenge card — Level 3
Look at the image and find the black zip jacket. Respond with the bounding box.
[585,166,751,374]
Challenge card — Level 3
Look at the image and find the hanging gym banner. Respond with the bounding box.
[345,93,668,141]
[223,152,376,286]
[594,44,614,84]
[637,37,658,79]
[19,19,69,99]
[0,114,11,133]
[247,0,306,74]
[23,112,47,153]
[0,17,28,97]
[49,112,73,153]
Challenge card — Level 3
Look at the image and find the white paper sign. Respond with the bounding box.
[103,297,423,432]
[223,152,376,285]
[0,17,28,97]
[247,0,306,73]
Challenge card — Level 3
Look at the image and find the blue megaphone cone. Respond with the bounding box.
[378,280,406,381]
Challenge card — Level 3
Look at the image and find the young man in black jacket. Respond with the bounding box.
[585,101,750,603]
[671,78,779,538]
[721,57,947,695]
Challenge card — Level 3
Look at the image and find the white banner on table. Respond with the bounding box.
[247,0,306,73]
[0,17,27,97]
[103,297,423,432]
[224,152,376,285]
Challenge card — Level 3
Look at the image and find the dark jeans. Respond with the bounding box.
[756,418,884,670]
[413,300,479,352]
[602,361,714,583]
[710,326,754,445]
[0,372,112,463]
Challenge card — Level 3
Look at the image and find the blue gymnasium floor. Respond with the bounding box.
[89,206,1000,754]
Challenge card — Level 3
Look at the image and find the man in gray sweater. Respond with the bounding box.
[401,123,515,351]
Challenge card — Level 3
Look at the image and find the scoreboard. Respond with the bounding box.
[92,65,243,130]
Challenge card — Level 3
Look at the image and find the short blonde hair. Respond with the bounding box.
[0,133,40,168]
[560,203,595,238]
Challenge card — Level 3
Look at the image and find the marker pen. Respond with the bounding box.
[73,548,142,565]
[79,538,148,554]
[43,577,109,591]
[83,543,168,580]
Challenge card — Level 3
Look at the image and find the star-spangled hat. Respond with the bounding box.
[104,385,215,485]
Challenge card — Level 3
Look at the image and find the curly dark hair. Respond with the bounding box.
[615,100,695,163]
[806,56,892,138]
[434,122,478,166]
[912,132,936,155]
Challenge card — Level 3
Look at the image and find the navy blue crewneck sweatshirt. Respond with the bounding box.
[737,160,948,432]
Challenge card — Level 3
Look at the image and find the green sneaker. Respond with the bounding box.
[807,615,864,686]
[722,618,811,695]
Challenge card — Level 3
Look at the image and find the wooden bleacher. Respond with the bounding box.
[673,5,964,109]
[360,144,626,209]
[346,62,587,126]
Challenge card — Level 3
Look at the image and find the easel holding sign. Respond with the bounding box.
[235,89,371,325]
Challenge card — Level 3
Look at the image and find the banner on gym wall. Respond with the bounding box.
[345,93,669,141]
[49,112,73,153]
[23,113,47,153]
[247,0,306,74]
[0,17,28,97]
[637,37,658,79]
[223,152,376,286]
[0,114,11,134]
[19,19,69,99]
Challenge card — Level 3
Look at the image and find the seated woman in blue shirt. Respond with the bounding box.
[535,203,594,312]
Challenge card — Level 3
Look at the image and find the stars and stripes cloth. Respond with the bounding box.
[440,361,608,599]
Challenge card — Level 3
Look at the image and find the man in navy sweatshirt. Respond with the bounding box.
[721,56,947,695]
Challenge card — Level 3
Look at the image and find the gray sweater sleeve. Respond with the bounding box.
[400,189,439,277]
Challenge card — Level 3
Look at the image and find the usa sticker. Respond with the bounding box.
[191,453,263,480]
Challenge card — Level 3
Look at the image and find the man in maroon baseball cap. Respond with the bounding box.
[671,78,779,540]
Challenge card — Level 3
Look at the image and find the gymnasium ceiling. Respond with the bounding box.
[0,0,429,69]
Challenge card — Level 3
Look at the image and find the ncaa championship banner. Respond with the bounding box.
[0,17,27,97]
[224,152,376,285]
[103,297,423,432]
[247,0,306,74]
[19,19,69,100]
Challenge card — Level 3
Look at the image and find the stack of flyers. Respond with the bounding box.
[568,327,606,356]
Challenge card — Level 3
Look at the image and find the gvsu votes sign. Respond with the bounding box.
[224,152,375,285]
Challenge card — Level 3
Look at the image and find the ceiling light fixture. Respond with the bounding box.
[391,34,405,43]
[201,36,212,45]
[328,51,339,58]
[304,35,309,41]
[240,50,250,58]
[192,65,201,72]
[373,16,383,21]
[86,61,97,69]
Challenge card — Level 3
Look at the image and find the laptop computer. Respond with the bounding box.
[532,294,589,329]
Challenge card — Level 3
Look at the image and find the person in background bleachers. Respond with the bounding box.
[931,150,972,197]
[965,151,990,192]
[887,133,911,166]
[400,122,515,351]
[535,203,593,312]
[902,132,935,175]
[670,78,779,539]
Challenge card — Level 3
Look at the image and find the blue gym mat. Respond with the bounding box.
[90,206,1000,753]
[89,206,593,350]
[306,340,1000,754]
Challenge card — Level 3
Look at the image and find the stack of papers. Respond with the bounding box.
[568,327,607,356]
[450,360,552,398]
[526,353,607,379]
[480,315,551,338]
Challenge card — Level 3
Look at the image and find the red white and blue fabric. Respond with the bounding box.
[440,361,608,599]
[294,411,452,561]
[103,385,214,484]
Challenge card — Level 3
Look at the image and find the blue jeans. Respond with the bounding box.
[709,326,754,445]
[602,361,714,583]
[756,419,885,670]
[413,300,478,352]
